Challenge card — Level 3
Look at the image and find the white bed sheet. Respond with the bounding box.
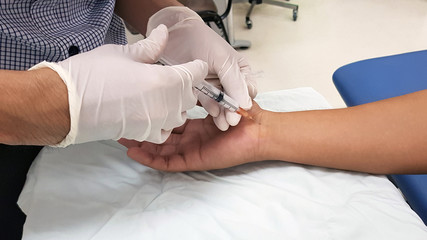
[18,88,427,240]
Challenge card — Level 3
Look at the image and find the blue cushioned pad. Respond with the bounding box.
[333,50,427,106]
[332,50,427,225]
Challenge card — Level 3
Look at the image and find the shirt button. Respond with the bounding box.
[68,45,80,56]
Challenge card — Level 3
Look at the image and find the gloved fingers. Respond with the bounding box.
[127,24,169,64]
[197,93,220,118]
[146,6,203,36]
[146,129,173,144]
[225,111,242,127]
[217,61,254,128]
[129,60,207,144]
[212,108,229,131]
[162,112,187,134]
[239,58,258,99]
[117,138,140,149]
[205,75,221,87]
[149,60,207,136]
[218,59,252,110]
[245,76,258,99]
[171,59,208,110]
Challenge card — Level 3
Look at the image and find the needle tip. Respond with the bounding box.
[237,107,254,121]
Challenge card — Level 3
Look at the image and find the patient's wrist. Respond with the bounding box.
[255,110,277,161]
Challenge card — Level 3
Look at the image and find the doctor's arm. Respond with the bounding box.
[0,26,208,147]
[0,69,69,146]
[119,89,427,174]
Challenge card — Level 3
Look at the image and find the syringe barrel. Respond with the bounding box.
[194,80,239,112]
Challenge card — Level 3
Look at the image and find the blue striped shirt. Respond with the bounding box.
[0,0,127,70]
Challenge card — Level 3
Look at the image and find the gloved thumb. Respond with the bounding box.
[173,59,208,87]
[171,59,208,110]
[126,24,169,64]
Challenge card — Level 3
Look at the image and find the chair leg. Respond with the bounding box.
[245,0,258,29]
[245,0,299,28]
[264,0,298,21]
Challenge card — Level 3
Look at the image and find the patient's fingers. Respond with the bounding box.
[138,141,178,155]
[198,93,220,118]
[163,133,182,145]
[119,130,182,150]
[118,138,141,148]
[171,121,188,134]
[212,109,229,131]
[127,148,187,172]
[132,144,172,157]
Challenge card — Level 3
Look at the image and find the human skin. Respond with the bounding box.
[115,0,182,34]
[119,89,427,174]
[0,68,69,145]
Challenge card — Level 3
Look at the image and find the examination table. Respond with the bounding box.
[18,88,427,239]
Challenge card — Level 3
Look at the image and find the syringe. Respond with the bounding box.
[194,80,253,120]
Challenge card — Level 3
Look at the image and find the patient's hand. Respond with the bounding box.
[118,102,264,172]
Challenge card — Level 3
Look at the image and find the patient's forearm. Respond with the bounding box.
[259,90,427,174]
[0,68,70,145]
[115,0,183,34]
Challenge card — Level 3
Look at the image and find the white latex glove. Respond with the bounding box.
[31,25,208,147]
[146,6,257,131]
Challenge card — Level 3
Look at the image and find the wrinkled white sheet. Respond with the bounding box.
[19,88,427,240]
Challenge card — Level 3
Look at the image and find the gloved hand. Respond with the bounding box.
[146,6,257,131]
[31,25,208,147]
